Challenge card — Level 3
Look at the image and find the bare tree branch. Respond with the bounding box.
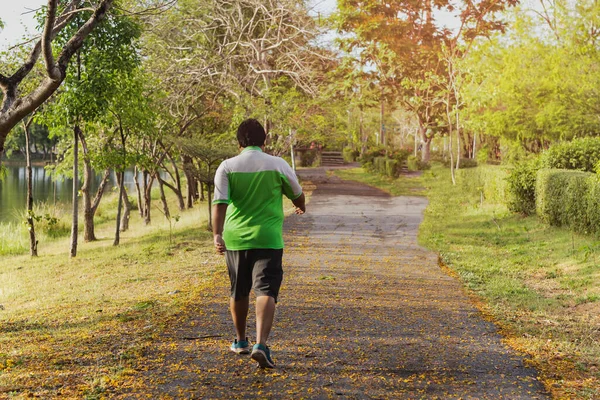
[42,0,60,80]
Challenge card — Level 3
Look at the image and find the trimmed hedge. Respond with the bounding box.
[343,147,360,163]
[360,147,410,178]
[407,155,431,171]
[536,169,600,235]
[541,137,600,172]
[443,158,478,169]
[505,158,541,216]
[455,165,509,204]
[371,156,401,177]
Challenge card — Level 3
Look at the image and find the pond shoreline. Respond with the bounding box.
[2,159,55,167]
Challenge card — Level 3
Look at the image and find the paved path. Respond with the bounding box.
[120,167,548,399]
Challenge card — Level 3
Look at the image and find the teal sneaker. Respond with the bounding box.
[230,338,251,354]
[251,343,275,368]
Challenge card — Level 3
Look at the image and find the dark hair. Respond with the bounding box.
[237,118,266,147]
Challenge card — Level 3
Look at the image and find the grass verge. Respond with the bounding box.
[337,164,600,399]
[0,193,223,398]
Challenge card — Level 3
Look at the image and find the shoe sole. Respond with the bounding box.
[251,349,275,368]
[230,346,251,355]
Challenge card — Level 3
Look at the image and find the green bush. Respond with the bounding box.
[535,169,600,234]
[369,156,402,177]
[385,158,400,177]
[407,155,431,171]
[443,158,477,169]
[300,149,319,167]
[343,147,360,163]
[388,148,411,163]
[458,158,478,168]
[455,165,509,204]
[359,148,385,167]
[373,157,385,175]
[505,158,541,215]
[476,145,490,165]
[407,156,419,171]
[542,137,600,172]
[586,175,600,232]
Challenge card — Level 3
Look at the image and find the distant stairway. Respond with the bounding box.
[320,151,345,166]
[400,161,409,174]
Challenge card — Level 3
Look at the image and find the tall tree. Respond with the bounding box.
[0,0,116,158]
[335,0,517,162]
[463,1,600,156]
[40,8,142,243]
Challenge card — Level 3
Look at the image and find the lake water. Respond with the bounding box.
[0,164,142,223]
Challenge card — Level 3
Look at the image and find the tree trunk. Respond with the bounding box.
[134,165,143,218]
[70,125,80,258]
[114,170,124,246]
[24,120,37,256]
[207,183,213,231]
[158,175,184,212]
[157,173,170,221]
[79,131,96,242]
[143,171,154,225]
[447,97,456,185]
[359,107,366,156]
[182,154,196,208]
[454,82,461,171]
[422,138,431,163]
[166,152,185,211]
[380,88,385,146]
[419,124,431,163]
[117,171,132,232]
[79,135,111,242]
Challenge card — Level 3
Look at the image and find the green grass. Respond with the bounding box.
[337,163,600,399]
[420,165,600,399]
[0,189,222,397]
[333,167,426,196]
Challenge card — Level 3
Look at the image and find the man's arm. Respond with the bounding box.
[292,193,306,214]
[212,203,228,254]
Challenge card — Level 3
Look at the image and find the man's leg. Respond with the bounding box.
[230,296,249,341]
[250,249,282,368]
[255,295,276,345]
[226,250,252,354]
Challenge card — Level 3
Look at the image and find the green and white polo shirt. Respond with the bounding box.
[213,146,303,250]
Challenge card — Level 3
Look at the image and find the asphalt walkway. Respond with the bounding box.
[120,167,548,399]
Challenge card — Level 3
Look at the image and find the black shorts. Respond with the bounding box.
[225,249,284,302]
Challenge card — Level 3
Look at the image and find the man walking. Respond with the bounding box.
[212,118,306,368]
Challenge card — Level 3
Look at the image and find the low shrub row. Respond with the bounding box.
[407,156,431,171]
[372,156,402,178]
[343,147,360,163]
[455,165,509,204]
[541,137,600,172]
[505,158,541,215]
[504,137,600,216]
[536,169,600,235]
[358,147,412,178]
[442,158,478,169]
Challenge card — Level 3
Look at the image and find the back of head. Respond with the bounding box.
[237,119,266,148]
